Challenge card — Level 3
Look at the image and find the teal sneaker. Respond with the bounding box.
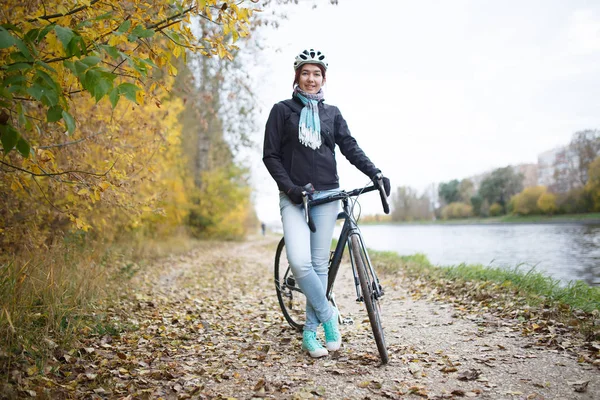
[323,308,341,351]
[302,330,328,358]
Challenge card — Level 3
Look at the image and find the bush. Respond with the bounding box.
[511,186,547,215]
[585,156,600,211]
[489,202,504,216]
[441,202,473,219]
[556,187,591,214]
[470,195,484,216]
[187,166,253,240]
[537,192,558,215]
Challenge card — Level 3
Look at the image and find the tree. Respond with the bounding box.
[569,129,600,186]
[441,202,473,219]
[0,0,254,158]
[585,155,600,212]
[489,203,503,216]
[478,166,523,214]
[511,186,546,215]
[391,186,432,221]
[174,53,255,238]
[470,194,484,216]
[438,179,460,205]
[391,186,415,221]
[537,192,557,215]
[556,188,591,214]
[0,1,262,246]
[0,0,271,253]
[458,179,474,203]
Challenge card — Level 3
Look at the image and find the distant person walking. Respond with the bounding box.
[261,222,266,236]
[262,49,390,358]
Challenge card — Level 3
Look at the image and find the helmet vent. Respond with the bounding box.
[294,49,328,71]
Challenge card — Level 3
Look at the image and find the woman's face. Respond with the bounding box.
[298,64,324,94]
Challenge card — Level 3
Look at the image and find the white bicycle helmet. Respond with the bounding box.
[294,49,328,71]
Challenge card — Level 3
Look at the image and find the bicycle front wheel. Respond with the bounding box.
[350,234,388,364]
[274,237,306,331]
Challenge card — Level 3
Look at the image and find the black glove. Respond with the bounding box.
[286,183,315,205]
[286,186,305,205]
[372,173,391,196]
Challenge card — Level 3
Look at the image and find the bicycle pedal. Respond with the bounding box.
[341,317,354,325]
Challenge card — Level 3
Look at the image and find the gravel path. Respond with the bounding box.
[36,235,599,399]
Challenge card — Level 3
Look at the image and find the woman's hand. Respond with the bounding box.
[286,186,305,204]
[372,173,391,196]
[287,183,315,204]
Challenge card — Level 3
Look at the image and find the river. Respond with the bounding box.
[339,223,600,286]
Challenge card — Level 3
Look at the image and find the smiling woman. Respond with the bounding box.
[296,64,325,94]
[262,48,391,359]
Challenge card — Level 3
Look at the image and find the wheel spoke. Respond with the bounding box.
[274,238,305,331]
[351,234,388,364]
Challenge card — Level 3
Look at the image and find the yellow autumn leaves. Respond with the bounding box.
[1,0,259,250]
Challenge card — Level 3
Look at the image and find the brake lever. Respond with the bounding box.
[302,189,316,233]
[375,174,390,214]
[302,192,310,224]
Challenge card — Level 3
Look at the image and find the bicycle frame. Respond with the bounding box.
[320,192,384,305]
[275,181,390,362]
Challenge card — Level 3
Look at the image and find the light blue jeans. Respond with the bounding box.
[279,189,340,332]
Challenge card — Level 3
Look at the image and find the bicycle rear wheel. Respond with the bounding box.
[274,237,306,331]
[350,234,388,364]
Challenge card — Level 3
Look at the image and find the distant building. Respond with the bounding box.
[468,170,489,193]
[443,144,584,199]
[537,146,579,193]
[467,163,537,193]
[514,163,538,188]
[537,146,578,192]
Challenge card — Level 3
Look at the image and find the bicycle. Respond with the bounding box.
[274,176,390,364]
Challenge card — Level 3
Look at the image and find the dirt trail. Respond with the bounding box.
[32,235,599,399]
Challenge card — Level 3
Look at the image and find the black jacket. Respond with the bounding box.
[263,96,379,192]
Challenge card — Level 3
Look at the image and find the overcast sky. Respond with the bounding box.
[245,0,600,224]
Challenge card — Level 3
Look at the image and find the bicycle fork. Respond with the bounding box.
[348,232,385,303]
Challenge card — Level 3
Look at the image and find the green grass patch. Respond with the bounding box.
[0,230,202,378]
[333,238,600,315]
[370,249,600,314]
[385,212,600,225]
[439,263,600,312]
[498,212,600,224]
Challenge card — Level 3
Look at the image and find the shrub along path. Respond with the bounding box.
[7,236,599,399]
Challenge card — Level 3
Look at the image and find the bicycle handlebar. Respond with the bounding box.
[302,180,390,233]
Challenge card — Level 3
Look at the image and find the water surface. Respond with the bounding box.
[339,223,600,286]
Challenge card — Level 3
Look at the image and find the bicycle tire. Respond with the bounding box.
[351,234,389,364]
[274,237,305,331]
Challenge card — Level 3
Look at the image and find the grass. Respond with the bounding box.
[498,212,600,224]
[373,250,600,313]
[440,263,600,311]
[0,229,201,377]
[380,212,600,225]
[334,237,600,313]
[371,250,600,341]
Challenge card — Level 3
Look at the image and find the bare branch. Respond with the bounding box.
[32,175,66,214]
[160,31,198,50]
[148,6,196,30]
[37,131,105,149]
[0,158,117,178]
[5,4,218,69]
[12,97,38,102]
[27,0,102,22]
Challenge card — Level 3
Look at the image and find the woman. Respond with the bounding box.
[263,49,390,358]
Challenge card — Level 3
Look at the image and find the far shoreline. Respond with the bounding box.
[362,212,600,226]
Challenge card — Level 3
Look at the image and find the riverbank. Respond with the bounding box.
[371,212,600,226]
[2,235,598,399]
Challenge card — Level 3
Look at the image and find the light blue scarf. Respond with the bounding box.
[293,87,324,150]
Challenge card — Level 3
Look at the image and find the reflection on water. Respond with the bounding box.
[340,223,600,286]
